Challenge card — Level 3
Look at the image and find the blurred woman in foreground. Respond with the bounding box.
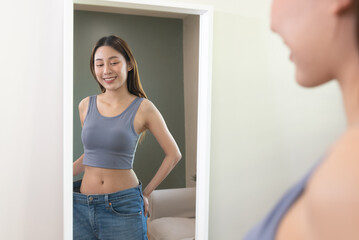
[245,0,359,239]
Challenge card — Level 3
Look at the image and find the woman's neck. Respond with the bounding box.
[102,85,132,103]
[337,54,359,128]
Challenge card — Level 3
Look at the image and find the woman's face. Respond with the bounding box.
[270,0,336,87]
[94,46,132,92]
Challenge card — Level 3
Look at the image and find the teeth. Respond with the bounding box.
[104,77,116,81]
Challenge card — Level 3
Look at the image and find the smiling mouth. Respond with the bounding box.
[103,76,117,83]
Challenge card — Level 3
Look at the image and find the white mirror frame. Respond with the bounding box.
[63,0,213,239]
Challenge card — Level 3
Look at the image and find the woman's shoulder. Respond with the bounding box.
[331,126,359,169]
[137,98,157,113]
[342,125,359,142]
[78,96,93,126]
[305,127,359,238]
[78,95,92,111]
[309,126,359,194]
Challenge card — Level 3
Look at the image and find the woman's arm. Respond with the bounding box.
[140,100,182,205]
[73,153,85,177]
[73,97,90,177]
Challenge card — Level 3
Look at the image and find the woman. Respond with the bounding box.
[73,35,182,240]
[245,0,359,239]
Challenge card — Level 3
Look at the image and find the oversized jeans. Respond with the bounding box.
[73,179,148,240]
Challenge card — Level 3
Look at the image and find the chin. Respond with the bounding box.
[295,70,330,88]
[296,78,317,88]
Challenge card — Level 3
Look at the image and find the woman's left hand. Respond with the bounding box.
[143,195,149,217]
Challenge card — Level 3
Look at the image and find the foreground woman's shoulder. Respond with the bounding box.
[335,126,359,165]
[306,127,359,239]
[322,126,359,193]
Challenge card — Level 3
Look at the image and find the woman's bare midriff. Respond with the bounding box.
[80,166,140,195]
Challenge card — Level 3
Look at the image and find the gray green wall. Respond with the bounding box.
[73,10,186,189]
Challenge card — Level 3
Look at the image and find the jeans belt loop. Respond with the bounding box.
[104,194,109,208]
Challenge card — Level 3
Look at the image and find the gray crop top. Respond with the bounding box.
[81,95,144,169]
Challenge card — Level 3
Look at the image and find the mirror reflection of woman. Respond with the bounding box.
[245,0,359,239]
[73,35,182,240]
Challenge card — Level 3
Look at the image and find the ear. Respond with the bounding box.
[331,0,354,15]
[127,63,133,71]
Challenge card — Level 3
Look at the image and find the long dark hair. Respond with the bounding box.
[90,35,147,99]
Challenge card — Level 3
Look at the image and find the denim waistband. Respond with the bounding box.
[73,179,143,205]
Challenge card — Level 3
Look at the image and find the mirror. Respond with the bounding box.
[72,4,202,240]
[72,10,195,189]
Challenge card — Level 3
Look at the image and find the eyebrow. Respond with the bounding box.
[95,56,120,61]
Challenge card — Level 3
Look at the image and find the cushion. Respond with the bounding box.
[149,188,196,220]
[148,217,195,240]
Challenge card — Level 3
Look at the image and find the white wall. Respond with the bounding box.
[0,0,346,240]
[0,0,64,239]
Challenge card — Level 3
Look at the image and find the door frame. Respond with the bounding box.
[63,0,213,239]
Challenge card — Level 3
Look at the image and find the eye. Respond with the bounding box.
[96,64,104,67]
[111,62,119,65]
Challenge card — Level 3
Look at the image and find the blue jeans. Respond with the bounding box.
[73,179,148,240]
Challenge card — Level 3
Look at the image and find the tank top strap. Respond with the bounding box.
[127,97,144,122]
[83,95,97,124]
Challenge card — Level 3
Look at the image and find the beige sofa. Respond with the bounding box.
[147,187,196,240]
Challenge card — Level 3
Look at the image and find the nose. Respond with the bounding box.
[103,63,112,74]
